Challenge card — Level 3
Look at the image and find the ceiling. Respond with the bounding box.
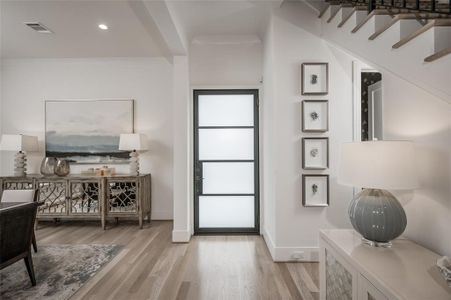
[167,1,279,41]
[1,0,164,58]
[1,0,281,59]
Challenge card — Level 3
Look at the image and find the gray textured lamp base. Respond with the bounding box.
[14,151,27,177]
[129,150,140,176]
[349,189,407,247]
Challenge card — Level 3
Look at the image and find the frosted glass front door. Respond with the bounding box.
[202,162,254,194]
[198,129,254,160]
[194,90,259,233]
[199,196,255,228]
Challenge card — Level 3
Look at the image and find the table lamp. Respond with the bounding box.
[338,140,418,247]
[0,134,39,176]
[119,133,147,175]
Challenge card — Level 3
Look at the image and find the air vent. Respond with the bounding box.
[25,22,52,33]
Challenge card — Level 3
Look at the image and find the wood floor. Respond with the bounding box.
[35,221,319,300]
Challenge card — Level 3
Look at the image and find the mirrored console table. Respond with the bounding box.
[0,174,151,229]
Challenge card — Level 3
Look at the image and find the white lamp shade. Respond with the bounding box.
[119,133,147,151]
[338,141,418,190]
[0,134,39,152]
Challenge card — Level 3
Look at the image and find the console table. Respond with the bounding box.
[319,229,451,300]
[0,174,151,229]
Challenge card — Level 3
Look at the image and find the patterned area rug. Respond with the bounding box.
[0,244,122,300]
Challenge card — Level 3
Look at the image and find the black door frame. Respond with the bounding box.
[193,89,260,234]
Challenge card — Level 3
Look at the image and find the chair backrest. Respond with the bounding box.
[0,202,38,264]
[1,190,36,203]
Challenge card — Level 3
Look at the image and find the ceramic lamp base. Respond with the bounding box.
[14,151,27,177]
[349,188,407,247]
[129,151,140,176]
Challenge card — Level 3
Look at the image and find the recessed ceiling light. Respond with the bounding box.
[98,24,108,30]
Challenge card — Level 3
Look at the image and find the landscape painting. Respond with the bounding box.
[45,100,134,164]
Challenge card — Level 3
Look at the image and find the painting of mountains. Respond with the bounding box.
[45,100,134,164]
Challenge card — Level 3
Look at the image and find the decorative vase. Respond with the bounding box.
[54,159,70,177]
[40,157,57,176]
[348,189,407,247]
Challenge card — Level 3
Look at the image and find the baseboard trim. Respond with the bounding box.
[151,210,173,220]
[273,246,319,262]
[262,229,277,260]
[172,230,191,243]
[262,229,319,262]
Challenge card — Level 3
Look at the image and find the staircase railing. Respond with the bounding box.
[329,0,451,14]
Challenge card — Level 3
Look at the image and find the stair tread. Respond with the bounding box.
[327,4,353,22]
[351,9,405,33]
[319,4,330,18]
[337,7,369,27]
[393,18,451,48]
[424,47,451,62]
[368,13,445,40]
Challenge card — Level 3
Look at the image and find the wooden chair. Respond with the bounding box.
[0,201,39,286]
[1,190,38,252]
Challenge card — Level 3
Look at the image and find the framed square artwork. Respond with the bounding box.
[301,63,328,95]
[302,174,329,207]
[302,100,329,132]
[302,137,329,170]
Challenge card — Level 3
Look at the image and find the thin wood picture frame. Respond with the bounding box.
[302,174,329,207]
[302,100,329,132]
[301,62,329,95]
[302,137,329,170]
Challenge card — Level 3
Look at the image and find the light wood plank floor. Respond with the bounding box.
[35,221,319,300]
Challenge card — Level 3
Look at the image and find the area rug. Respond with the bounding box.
[0,244,122,300]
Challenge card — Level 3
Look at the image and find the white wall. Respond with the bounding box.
[261,16,277,257]
[189,36,263,86]
[382,72,451,257]
[172,56,192,242]
[262,3,355,261]
[298,1,451,257]
[1,57,174,220]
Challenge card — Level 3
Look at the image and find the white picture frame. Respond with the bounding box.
[302,100,329,132]
[302,137,329,170]
[301,63,329,95]
[302,175,329,207]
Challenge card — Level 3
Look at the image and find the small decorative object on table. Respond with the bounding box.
[119,133,148,176]
[437,256,451,287]
[40,157,57,176]
[338,140,418,247]
[0,134,39,176]
[95,166,115,177]
[301,62,328,95]
[54,159,70,176]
